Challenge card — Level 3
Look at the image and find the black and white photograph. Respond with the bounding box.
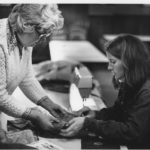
[0,1,150,149]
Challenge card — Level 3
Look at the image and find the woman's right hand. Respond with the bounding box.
[28,107,59,131]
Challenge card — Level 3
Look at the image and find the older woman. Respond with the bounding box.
[0,4,73,139]
[61,34,150,148]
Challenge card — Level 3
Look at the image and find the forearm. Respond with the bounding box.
[0,95,27,118]
[19,57,46,105]
[37,96,57,112]
[22,107,40,122]
[22,107,56,131]
[37,96,75,121]
[19,78,46,104]
[95,107,116,120]
[95,102,122,120]
[83,117,136,143]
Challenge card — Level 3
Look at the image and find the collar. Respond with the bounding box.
[6,20,18,54]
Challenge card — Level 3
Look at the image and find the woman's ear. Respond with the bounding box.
[22,23,34,33]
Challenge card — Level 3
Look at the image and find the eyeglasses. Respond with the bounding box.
[38,32,52,41]
[34,25,53,41]
[34,30,53,46]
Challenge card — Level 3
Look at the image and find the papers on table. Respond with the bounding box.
[28,137,81,150]
[46,138,81,150]
[28,138,65,150]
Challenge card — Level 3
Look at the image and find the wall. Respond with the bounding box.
[59,4,150,106]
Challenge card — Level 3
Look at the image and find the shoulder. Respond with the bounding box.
[140,79,150,91]
[136,79,150,102]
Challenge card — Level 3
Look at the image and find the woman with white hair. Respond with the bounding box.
[0,4,73,141]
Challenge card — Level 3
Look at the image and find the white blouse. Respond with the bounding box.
[0,18,47,118]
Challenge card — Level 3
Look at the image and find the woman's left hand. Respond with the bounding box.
[38,97,76,121]
[73,106,95,118]
[60,117,85,137]
[49,104,70,119]
[49,104,78,122]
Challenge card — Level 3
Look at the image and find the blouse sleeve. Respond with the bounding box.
[94,99,122,120]
[19,48,47,104]
[0,46,27,118]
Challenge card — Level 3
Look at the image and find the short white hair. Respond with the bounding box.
[8,4,64,33]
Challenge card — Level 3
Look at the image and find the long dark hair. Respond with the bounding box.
[106,34,150,89]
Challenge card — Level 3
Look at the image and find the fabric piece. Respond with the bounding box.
[8,118,67,137]
[7,129,38,145]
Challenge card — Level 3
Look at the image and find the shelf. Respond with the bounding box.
[88,4,150,16]
[104,34,150,42]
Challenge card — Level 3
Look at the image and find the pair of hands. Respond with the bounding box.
[29,107,60,132]
[31,101,95,136]
[29,103,76,133]
[60,106,96,137]
[38,96,76,122]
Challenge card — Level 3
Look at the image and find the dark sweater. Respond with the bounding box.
[83,79,150,148]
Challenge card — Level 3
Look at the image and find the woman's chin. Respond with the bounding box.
[116,76,124,83]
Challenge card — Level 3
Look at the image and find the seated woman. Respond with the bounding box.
[61,34,150,148]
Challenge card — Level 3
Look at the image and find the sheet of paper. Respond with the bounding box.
[49,40,108,63]
[44,138,81,150]
[28,138,65,150]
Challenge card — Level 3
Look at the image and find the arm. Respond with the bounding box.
[19,51,75,120]
[74,99,121,120]
[61,99,123,137]
[0,46,65,131]
[94,99,122,120]
[83,89,150,144]
[62,87,150,145]
[19,49,47,104]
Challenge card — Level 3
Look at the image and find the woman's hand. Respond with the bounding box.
[60,117,85,137]
[49,103,68,119]
[28,107,59,131]
[38,97,76,121]
[49,104,77,121]
[74,106,96,118]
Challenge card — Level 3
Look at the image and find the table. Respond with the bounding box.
[1,86,106,150]
[31,129,121,150]
[49,40,108,63]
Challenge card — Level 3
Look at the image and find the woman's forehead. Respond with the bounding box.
[106,52,120,60]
